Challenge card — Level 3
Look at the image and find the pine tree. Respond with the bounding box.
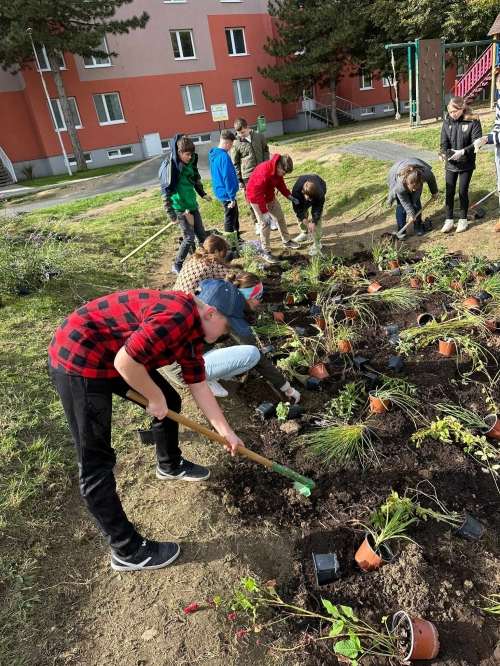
[259,0,369,126]
[0,1,149,171]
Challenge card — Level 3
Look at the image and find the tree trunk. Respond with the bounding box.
[329,73,340,127]
[46,49,87,171]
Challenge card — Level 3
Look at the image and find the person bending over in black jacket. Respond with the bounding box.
[292,174,327,256]
[439,96,482,234]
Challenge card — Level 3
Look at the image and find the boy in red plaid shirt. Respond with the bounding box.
[48,279,250,572]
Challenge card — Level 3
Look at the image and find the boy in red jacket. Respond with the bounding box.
[246,154,301,263]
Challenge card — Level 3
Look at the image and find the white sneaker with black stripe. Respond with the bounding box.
[156,458,210,481]
[111,539,180,572]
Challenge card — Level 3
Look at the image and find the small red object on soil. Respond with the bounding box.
[183,604,200,614]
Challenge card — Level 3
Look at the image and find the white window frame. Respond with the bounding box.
[107,147,134,160]
[220,1,242,3]
[170,29,196,60]
[180,84,206,115]
[68,153,92,166]
[361,106,375,116]
[163,0,186,3]
[93,92,125,125]
[36,46,66,72]
[233,78,254,107]
[226,28,247,57]
[83,38,112,68]
[359,73,373,90]
[402,101,410,110]
[189,133,212,144]
[382,76,392,88]
[48,98,83,131]
[383,104,394,113]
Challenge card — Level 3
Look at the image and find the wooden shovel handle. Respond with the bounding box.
[398,197,434,235]
[121,221,175,264]
[125,389,273,469]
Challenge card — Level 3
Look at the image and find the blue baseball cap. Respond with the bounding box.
[197,278,253,336]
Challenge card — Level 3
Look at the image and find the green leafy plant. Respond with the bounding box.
[465,254,489,276]
[276,402,290,421]
[327,382,366,420]
[352,286,423,313]
[482,595,500,615]
[302,418,379,470]
[277,350,309,384]
[359,503,419,552]
[435,403,489,431]
[370,376,422,425]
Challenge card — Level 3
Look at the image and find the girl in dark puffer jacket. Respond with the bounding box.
[439,96,482,234]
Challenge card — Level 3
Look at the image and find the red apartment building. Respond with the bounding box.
[0,0,457,181]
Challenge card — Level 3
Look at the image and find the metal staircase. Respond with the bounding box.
[455,45,496,102]
[0,161,14,186]
[299,94,359,127]
[0,147,17,186]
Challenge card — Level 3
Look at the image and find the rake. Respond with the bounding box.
[470,189,496,219]
[126,389,315,496]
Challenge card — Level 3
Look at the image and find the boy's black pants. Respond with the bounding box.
[222,200,240,235]
[49,363,182,556]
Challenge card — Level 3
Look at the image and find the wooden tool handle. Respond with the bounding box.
[350,194,387,224]
[398,197,434,235]
[125,389,273,469]
[121,222,175,264]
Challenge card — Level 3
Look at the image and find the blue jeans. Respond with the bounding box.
[174,209,207,269]
[203,345,260,381]
[395,197,422,230]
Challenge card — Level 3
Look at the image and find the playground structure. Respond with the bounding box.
[385,38,499,127]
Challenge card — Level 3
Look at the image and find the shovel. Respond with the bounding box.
[391,198,434,240]
[121,221,175,265]
[125,389,315,496]
[349,194,387,224]
[470,189,496,219]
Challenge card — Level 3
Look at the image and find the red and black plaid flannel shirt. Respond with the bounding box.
[48,290,206,383]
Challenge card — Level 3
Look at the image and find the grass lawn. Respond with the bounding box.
[19,161,142,188]
[2,118,500,663]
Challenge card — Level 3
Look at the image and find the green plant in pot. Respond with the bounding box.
[368,376,422,425]
[352,286,423,314]
[276,401,301,421]
[465,254,489,278]
[277,350,310,385]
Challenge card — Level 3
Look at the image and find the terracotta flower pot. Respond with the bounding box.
[416,313,435,327]
[439,338,456,356]
[493,219,500,232]
[482,414,500,440]
[273,311,285,322]
[390,260,400,269]
[315,316,326,330]
[309,363,330,380]
[354,533,394,572]
[450,280,462,292]
[485,318,498,332]
[410,277,423,289]
[323,267,335,277]
[368,282,383,294]
[472,271,486,281]
[351,267,361,277]
[392,611,440,660]
[286,294,295,305]
[369,390,390,413]
[292,271,301,284]
[426,275,436,284]
[309,291,318,301]
[343,308,357,320]
[338,339,353,353]
[462,297,480,310]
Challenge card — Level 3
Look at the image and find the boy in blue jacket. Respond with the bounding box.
[209,130,241,242]
[159,133,212,274]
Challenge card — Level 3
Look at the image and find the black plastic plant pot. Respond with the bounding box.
[137,429,155,446]
[388,356,404,373]
[385,324,398,336]
[333,295,343,305]
[287,405,302,420]
[452,510,483,542]
[390,267,401,276]
[362,371,379,390]
[294,326,307,336]
[256,402,276,420]
[423,217,433,232]
[328,352,342,366]
[269,304,278,312]
[16,286,31,296]
[313,553,341,586]
[403,267,415,275]
[310,304,321,315]
[448,259,459,269]
[306,376,322,391]
[477,290,493,302]
[442,302,454,313]
[388,333,400,346]
[261,344,276,355]
[353,356,370,372]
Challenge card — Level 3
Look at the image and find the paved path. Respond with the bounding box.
[322,140,440,163]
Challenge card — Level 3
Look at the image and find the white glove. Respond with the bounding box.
[157,362,187,390]
[288,194,300,205]
[280,381,301,404]
[448,149,465,161]
[261,212,273,228]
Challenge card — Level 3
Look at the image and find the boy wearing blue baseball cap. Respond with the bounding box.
[48,279,249,572]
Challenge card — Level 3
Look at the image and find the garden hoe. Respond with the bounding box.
[470,189,496,219]
[126,389,316,496]
[120,221,175,267]
[349,194,387,225]
[390,197,434,241]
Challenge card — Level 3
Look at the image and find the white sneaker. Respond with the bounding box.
[254,223,261,235]
[456,218,468,233]
[309,243,322,256]
[294,232,309,243]
[441,219,454,233]
[269,220,278,231]
[207,380,228,398]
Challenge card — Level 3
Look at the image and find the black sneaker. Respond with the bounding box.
[283,240,300,249]
[156,457,210,481]
[415,227,424,237]
[110,539,180,572]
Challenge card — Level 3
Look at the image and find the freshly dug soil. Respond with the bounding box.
[211,251,500,665]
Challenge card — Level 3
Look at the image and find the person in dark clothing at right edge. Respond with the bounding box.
[439,96,482,234]
[158,133,212,275]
